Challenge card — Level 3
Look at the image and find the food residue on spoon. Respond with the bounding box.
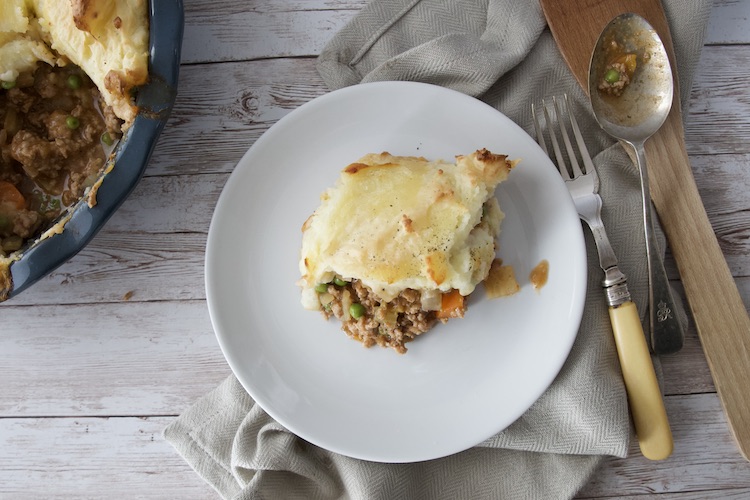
[598,41,638,96]
[530,259,549,291]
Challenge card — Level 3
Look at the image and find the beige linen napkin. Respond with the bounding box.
[166,1,711,498]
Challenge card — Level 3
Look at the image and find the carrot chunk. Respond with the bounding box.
[613,53,637,77]
[436,289,465,319]
[0,181,26,211]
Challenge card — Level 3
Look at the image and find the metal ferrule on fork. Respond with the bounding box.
[603,267,630,307]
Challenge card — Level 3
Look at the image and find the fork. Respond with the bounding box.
[532,95,673,461]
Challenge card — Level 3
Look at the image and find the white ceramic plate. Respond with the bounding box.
[206,81,587,463]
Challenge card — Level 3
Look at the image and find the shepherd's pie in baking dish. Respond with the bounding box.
[0,0,149,299]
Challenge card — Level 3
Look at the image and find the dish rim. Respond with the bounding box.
[5,0,184,300]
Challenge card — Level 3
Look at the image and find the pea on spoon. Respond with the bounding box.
[588,12,684,355]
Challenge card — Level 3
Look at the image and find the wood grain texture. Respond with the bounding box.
[0,417,217,498]
[686,45,750,155]
[540,0,750,461]
[687,154,750,277]
[578,394,750,498]
[705,0,750,44]
[648,110,750,462]
[1,0,749,497]
[0,301,229,416]
[181,0,365,64]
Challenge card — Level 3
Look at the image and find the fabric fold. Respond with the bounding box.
[166,0,712,498]
[167,375,610,500]
[317,0,547,97]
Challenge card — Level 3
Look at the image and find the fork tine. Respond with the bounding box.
[563,94,597,180]
[554,96,584,179]
[541,99,571,180]
[531,102,549,157]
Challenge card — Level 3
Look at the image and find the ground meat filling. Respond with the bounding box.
[321,279,440,354]
[598,61,631,96]
[0,63,122,255]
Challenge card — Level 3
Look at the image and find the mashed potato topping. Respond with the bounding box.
[298,149,516,352]
[0,1,58,82]
[0,0,149,126]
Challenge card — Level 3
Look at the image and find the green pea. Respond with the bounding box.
[66,74,82,90]
[314,283,328,293]
[47,198,61,211]
[66,116,80,129]
[101,131,114,146]
[0,215,10,229]
[1,80,16,90]
[333,277,347,287]
[349,303,365,319]
[604,68,621,84]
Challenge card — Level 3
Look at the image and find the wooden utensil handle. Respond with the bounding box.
[646,111,750,461]
[609,301,674,460]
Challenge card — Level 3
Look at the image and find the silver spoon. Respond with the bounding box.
[588,12,684,355]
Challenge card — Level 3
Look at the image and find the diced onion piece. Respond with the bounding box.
[341,289,352,321]
[382,306,398,326]
[420,289,441,311]
[319,292,334,306]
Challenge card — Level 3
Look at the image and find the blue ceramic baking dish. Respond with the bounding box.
[2,0,184,301]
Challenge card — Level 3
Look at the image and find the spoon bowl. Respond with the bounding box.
[589,12,673,142]
[588,12,684,355]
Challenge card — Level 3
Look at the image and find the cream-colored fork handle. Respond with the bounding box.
[609,301,673,460]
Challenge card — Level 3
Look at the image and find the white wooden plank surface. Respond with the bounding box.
[0,417,217,498]
[182,0,364,63]
[706,0,750,44]
[1,0,749,498]
[1,302,228,417]
[578,394,750,497]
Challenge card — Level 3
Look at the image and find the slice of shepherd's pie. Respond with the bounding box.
[298,149,516,354]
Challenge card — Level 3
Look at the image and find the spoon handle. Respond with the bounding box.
[633,143,685,355]
[645,204,685,354]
